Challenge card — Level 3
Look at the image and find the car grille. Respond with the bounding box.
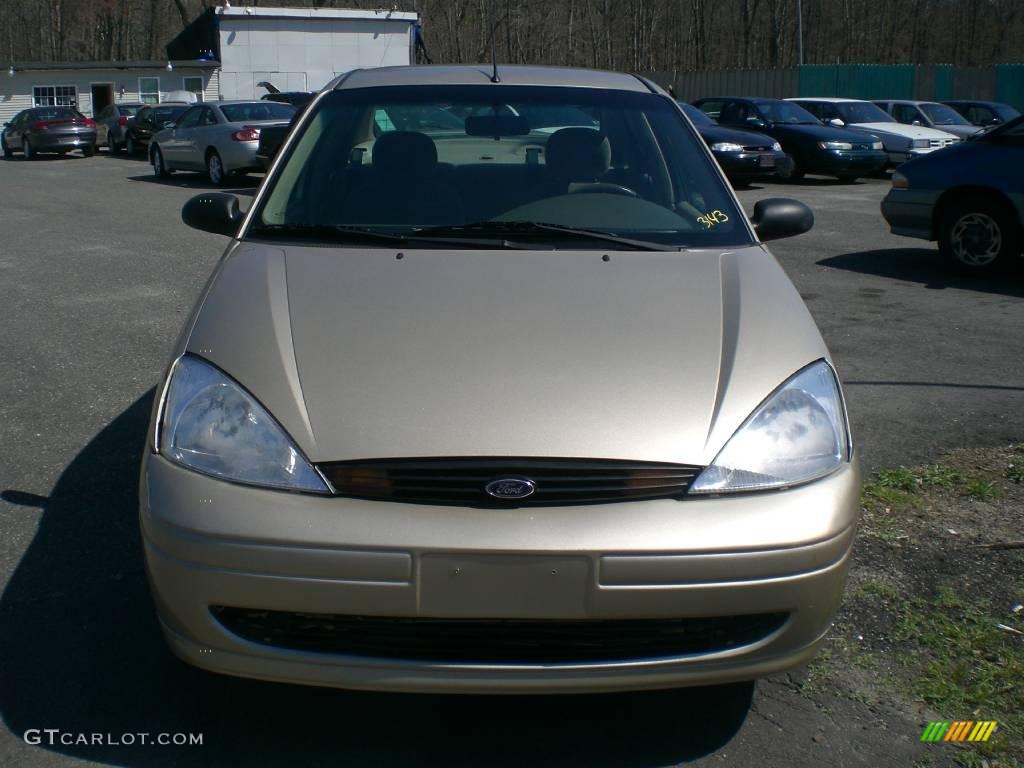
[211,607,789,663]
[742,144,772,152]
[315,457,704,507]
[929,138,958,147]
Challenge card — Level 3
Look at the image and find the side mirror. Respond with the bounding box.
[746,116,767,129]
[911,120,923,126]
[751,198,814,242]
[827,117,845,128]
[182,193,243,237]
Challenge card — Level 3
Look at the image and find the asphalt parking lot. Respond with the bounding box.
[1,152,1021,767]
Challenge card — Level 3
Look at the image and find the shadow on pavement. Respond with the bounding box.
[126,173,261,195]
[819,247,1024,297]
[0,392,753,767]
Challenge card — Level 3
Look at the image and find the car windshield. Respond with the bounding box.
[220,102,296,122]
[757,101,819,125]
[32,107,80,120]
[993,104,1021,121]
[835,102,894,124]
[255,85,751,250]
[919,103,971,126]
[678,102,713,126]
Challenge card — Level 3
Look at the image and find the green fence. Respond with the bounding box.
[663,63,1024,111]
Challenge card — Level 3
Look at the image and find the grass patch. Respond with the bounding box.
[964,478,999,500]
[890,588,1023,758]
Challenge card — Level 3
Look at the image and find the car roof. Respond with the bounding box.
[876,99,941,106]
[943,99,1010,107]
[331,65,652,93]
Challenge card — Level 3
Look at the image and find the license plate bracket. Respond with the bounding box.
[419,554,589,618]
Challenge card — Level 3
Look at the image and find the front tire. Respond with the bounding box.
[23,140,35,160]
[206,150,226,186]
[1,135,11,159]
[82,146,95,158]
[938,197,1020,275]
[152,146,171,178]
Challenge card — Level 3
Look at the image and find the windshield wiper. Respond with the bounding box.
[413,221,677,251]
[248,223,522,249]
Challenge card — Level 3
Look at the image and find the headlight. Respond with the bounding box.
[711,142,745,152]
[818,141,853,150]
[771,141,782,151]
[158,355,329,493]
[911,138,931,148]
[690,361,849,494]
[872,140,884,150]
[891,170,909,189]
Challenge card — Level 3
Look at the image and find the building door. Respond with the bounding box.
[90,83,113,117]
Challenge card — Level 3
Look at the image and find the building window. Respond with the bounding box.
[33,85,77,107]
[139,77,160,105]
[182,76,204,102]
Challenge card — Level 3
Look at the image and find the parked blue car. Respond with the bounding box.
[881,116,1024,274]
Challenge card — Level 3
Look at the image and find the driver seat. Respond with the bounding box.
[542,128,613,195]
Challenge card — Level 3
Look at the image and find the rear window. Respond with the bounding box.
[119,105,142,117]
[220,102,296,122]
[255,85,751,250]
[32,107,80,121]
[152,106,187,123]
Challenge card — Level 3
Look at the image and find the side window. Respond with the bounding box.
[821,103,840,121]
[892,104,916,124]
[175,107,203,129]
[800,102,822,119]
[200,107,217,126]
[718,101,745,125]
[696,101,723,120]
[136,107,150,123]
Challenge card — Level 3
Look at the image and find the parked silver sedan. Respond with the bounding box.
[150,100,295,185]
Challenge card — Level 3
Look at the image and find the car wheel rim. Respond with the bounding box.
[951,213,1001,266]
[209,155,223,184]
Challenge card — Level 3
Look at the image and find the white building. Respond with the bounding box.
[167,5,419,99]
[0,61,218,124]
[1,6,418,124]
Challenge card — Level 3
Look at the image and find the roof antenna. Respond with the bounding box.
[488,17,501,83]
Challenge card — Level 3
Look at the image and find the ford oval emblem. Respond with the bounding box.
[485,477,537,500]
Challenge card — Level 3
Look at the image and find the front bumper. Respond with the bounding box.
[810,149,888,176]
[881,188,938,240]
[141,454,861,693]
[714,150,784,179]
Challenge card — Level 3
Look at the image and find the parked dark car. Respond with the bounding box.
[677,102,790,184]
[693,97,886,182]
[881,115,1023,274]
[1,106,97,159]
[95,102,144,152]
[255,103,312,169]
[125,104,190,155]
[942,100,1021,128]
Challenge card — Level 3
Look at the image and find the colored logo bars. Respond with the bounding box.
[921,721,998,742]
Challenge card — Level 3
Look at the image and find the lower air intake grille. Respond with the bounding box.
[315,457,704,507]
[212,608,789,664]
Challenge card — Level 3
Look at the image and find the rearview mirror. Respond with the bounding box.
[751,198,814,241]
[827,117,845,128]
[182,193,243,237]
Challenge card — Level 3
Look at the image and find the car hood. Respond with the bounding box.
[930,123,981,139]
[183,243,829,465]
[698,124,777,147]
[845,122,958,141]
[768,123,874,143]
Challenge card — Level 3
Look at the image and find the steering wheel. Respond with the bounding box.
[568,182,638,197]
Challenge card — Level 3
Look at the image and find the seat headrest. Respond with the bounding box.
[545,127,612,180]
[372,131,437,176]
